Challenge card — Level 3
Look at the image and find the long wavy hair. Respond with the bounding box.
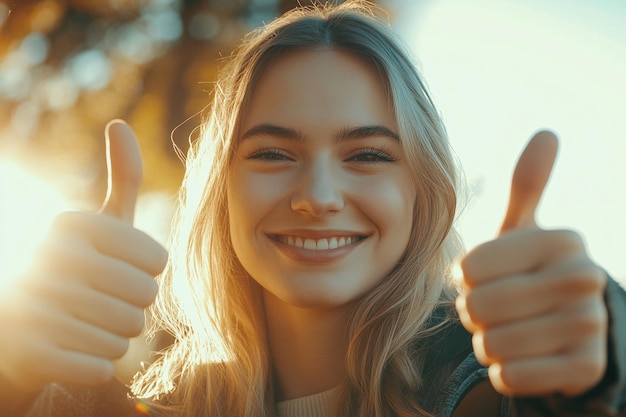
[132,1,464,416]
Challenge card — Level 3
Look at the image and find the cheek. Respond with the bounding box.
[354,175,416,236]
[227,169,292,236]
[227,170,250,244]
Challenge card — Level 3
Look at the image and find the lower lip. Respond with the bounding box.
[270,238,364,263]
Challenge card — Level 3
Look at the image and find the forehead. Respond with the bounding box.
[241,48,396,134]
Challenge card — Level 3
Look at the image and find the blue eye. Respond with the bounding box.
[247,149,291,161]
[348,149,398,163]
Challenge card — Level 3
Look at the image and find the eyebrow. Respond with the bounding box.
[240,124,304,142]
[240,123,400,143]
[336,125,400,142]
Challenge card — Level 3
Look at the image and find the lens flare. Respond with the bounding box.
[133,400,152,415]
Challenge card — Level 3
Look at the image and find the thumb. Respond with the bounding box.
[499,130,558,234]
[100,119,143,224]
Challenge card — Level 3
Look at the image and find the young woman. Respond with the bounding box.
[1,2,624,416]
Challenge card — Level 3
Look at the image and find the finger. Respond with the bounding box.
[30,302,131,360]
[499,130,558,234]
[49,211,168,279]
[41,250,159,307]
[36,348,115,387]
[472,298,606,365]
[488,337,606,397]
[459,252,605,328]
[100,119,143,224]
[460,228,584,286]
[8,347,115,390]
[40,279,147,338]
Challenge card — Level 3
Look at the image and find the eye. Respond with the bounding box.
[347,148,398,163]
[246,149,292,161]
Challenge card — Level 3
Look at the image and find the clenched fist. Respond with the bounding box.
[456,131,608,397]
[0,121,168,392]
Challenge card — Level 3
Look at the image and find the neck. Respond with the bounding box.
[263,291,349,402]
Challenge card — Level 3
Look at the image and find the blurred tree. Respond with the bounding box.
[0,0,362,208]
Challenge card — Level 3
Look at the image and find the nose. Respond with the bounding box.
[290,159,344,217]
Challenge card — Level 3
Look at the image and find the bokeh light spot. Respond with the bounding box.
[146,10,183,42]
[116,25,155,64]
[19,33,49,66]
[42,73,79,110]
[67,49,112,90]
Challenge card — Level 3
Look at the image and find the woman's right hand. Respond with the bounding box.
[0,120,168,392]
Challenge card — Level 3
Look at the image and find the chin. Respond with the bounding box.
[273,286,368,311]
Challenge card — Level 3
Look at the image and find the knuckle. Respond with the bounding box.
[550,229,585,252]
[50,211,74,230]
[90,360,115,385]
[124,310,146,337]
[586,265,608,290]
[463,289,488,324]
[475,330,498,363]
[109,337,131,359]
[146,279,160,306]
[154,246,169,274]
[495,361,518,390]
[570,258,606,289]
[51,211,85,234]
[455,295,479,333]
[134,278,159,307]
[471,332,490,366]
[132,229,169,276]
[458,252,481,286]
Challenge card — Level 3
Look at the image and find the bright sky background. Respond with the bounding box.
[1,0,624,287]
[388,0,626,284]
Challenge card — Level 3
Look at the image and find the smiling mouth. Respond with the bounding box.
[272,235,367,251]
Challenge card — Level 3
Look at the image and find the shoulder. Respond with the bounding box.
[420,306,474,377]
[419,308,501,416]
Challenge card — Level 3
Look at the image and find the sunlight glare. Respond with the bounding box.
[0,159,70,289]
[390,0,626,282]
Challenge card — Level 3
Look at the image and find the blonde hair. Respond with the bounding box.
[132,1,464,416]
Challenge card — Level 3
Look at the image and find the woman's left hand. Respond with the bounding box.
[455,131,608,397]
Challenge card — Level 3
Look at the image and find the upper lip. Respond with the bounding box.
[266,229,369,239]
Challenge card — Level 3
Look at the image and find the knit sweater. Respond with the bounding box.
[277,388,338,417]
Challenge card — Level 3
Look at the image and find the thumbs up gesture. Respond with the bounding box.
[0,121,168,392]
[455,131,608,397]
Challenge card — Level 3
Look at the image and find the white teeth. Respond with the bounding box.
[279,235,360,250]
[317,239,329,250]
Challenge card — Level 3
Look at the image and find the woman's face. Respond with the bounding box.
[227,48,416,310]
